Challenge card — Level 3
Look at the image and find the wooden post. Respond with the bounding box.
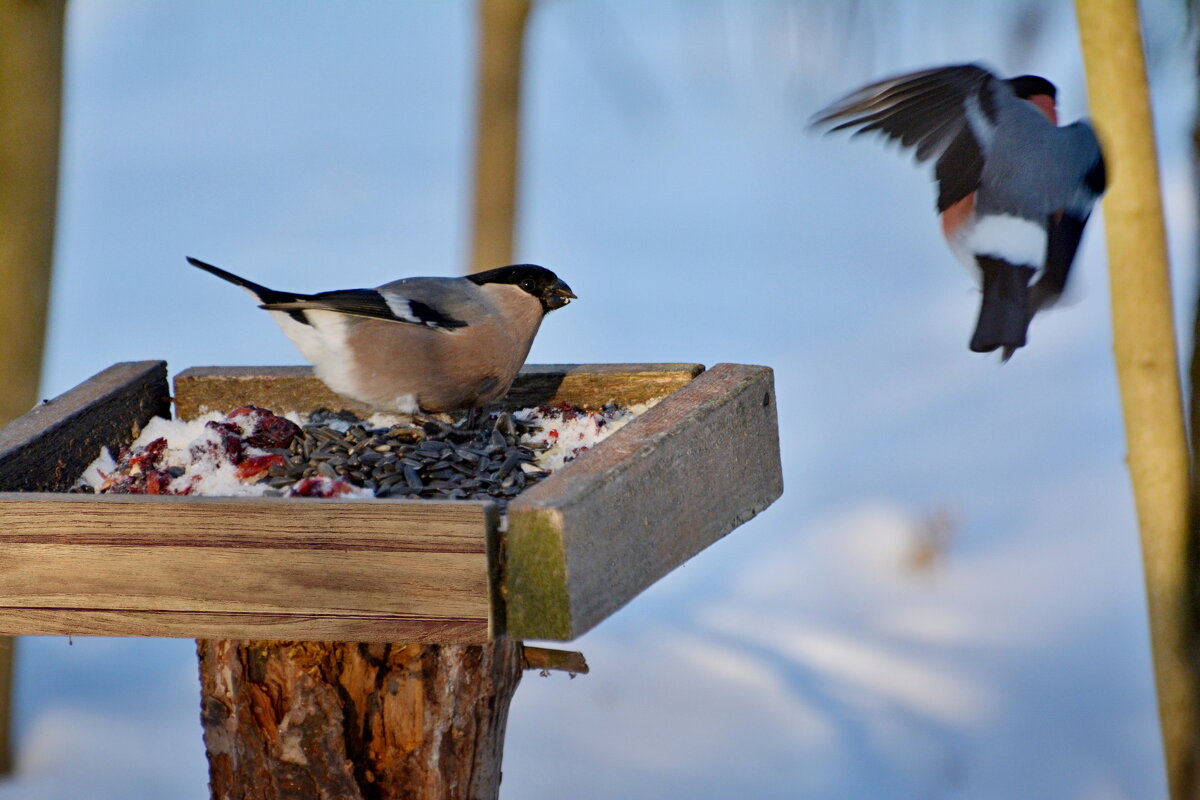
[197,639,524,800]
[0,0,68,776]
[468,0,531,272]
[1074,2,1196,797]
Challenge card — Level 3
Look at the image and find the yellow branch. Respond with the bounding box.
[468,0,532,272]
[0,0,67,776]
[1075,1,1195,796]
[0,0,65,425]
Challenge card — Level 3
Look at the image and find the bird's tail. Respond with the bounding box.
[187,256,296,306]
[970,257,1035,362]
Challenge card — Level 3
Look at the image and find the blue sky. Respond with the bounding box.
[6,1,1195,797]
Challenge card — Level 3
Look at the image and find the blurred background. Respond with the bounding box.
[1,0,1195,797]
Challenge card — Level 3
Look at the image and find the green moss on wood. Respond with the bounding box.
[504,508,572,640]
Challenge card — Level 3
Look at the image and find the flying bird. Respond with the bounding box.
[813,63,1106,359]
[189,257,575,413]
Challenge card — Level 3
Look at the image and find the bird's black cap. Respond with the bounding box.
[468,264,576,311]
[1007,74,1057,100]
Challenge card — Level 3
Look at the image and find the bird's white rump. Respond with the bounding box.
[966,213,1046,268]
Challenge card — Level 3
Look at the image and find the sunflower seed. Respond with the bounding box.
[403,465,423,491]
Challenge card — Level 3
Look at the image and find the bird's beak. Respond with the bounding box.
[544,280,576,310]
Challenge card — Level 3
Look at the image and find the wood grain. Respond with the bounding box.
[0,610,488,643]
[0,494,493,641]
[521,645,589,675]
[505,363,783,640]
[172,363,704,419]
[492,362,705,410]
[0,361,169,491]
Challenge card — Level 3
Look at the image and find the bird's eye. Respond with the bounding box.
[519,278,536,292]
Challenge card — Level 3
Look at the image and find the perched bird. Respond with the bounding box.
[188,257,575,413]
[813,63,1106,359]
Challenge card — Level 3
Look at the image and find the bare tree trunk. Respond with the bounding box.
[197,639,524,800]
[0,0,69,776]
[468,0,531,272]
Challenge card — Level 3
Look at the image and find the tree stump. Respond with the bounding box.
[197,638,524,800]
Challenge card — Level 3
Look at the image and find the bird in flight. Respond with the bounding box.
[813,63,1106,359]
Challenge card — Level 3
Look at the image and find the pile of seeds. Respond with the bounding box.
[73,405,557,511]
[73,399,651,509]
[271,409,549,507]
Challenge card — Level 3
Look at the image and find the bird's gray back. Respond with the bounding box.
[976,101,1102,218]
[375,276,492,322]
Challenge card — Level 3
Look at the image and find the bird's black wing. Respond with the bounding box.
[812,64,1000,211]
[189,256,468,330]
[1029,213,1088,314]
[934,126,985,213]
[261,289,468,330]
[1029,124,1107,312]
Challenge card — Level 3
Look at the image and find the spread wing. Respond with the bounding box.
[812,63,1005,212]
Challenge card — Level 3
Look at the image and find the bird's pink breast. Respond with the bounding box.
[941,192,976,241]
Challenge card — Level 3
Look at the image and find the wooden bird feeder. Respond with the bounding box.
[0,360,781,642]
[0,359,782,797]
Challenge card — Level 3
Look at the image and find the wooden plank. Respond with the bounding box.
[494,362,705,410]
[0,494,493,640]
[504,363,783,640]
[172,363,704,419]
[0,545,484,616]
[173,365,375,420]
[0,609,488,643]
[0,493,487,552]
[0,360,169,491]
[521,645,589,675]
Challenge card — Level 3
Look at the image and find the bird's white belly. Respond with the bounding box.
[946,213,1047,284]
[268,308,364,401]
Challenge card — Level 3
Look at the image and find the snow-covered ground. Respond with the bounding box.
[4,1,1192,797]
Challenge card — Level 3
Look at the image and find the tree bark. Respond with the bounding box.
[197,639,524,800]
